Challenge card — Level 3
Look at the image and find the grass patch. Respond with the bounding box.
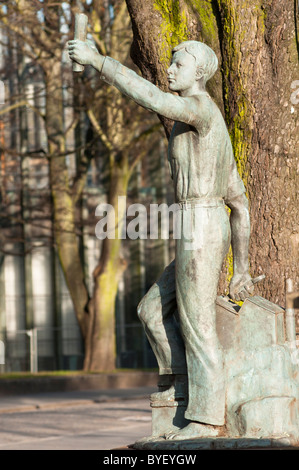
[0,368,158,380]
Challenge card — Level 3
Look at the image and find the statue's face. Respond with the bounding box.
[167,50,198,94]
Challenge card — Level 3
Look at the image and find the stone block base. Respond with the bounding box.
[234,396,298,439]
[134,296,299,449]
[151,401,189,436]
[133,436,299,450]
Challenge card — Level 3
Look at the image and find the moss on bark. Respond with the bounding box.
[154,0,189,66]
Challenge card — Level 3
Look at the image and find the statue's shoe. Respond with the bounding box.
[150,385,186,403]
[165,422,222,440]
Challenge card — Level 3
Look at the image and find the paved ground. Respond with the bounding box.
[0,387,155,450]
[0,387,297,453]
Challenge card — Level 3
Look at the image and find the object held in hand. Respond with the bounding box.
[244,274,265,291]
[237,274,265,300]
[251,274,265,285]
[73,13,88,72]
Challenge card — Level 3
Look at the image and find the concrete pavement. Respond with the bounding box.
[0,386,156,450]
[0,385,156,414]
[0,384,297,451]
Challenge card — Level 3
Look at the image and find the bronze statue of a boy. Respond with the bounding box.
[68,38,258,439]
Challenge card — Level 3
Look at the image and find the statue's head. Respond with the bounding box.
[172,41,218,85]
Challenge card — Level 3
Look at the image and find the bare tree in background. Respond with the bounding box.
[0,0,162,371]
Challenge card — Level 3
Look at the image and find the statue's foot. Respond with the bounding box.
[135,434,165,444]
[151,384,186,403]
[165,422,222,440]
[151,374,188,401]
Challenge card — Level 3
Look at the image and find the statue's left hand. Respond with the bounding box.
[229,273,265,302]
[68,39,101,67]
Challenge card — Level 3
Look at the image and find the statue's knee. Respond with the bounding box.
[137,297,147,324]
[137,293,157,327]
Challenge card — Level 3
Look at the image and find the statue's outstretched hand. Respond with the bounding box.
[229,273,265,302]
[68,39,101,67]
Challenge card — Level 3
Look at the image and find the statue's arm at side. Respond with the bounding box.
[225,189,254,302]
[221,144,253,301]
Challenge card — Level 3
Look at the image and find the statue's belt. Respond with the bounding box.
[177,197,224,210]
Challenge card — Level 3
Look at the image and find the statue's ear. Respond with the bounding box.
[196,67,204,81]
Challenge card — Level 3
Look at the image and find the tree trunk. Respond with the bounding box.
[83,156,129,371]
[217,0,299,304]
[125,0,299,305]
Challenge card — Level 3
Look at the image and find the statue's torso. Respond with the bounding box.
[168,105,233,202]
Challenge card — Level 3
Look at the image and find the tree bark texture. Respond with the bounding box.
[125,0,299,305]
[83,157,129,371]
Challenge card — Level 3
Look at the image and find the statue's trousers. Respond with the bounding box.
[138,200,230,426]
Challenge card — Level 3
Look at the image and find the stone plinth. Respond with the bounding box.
[151,400,189,436]
[134,295,299,449]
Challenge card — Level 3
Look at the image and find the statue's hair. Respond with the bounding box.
[172,41,218,84]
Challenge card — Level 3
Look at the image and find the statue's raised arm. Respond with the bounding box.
[67,39,215,129]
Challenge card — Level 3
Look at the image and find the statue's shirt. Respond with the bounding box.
[168,101,244,202]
